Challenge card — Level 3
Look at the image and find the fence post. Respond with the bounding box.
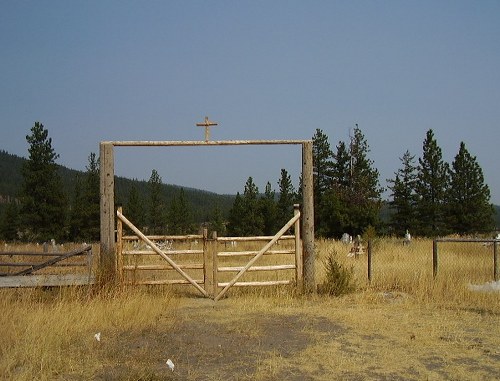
[212,231,218,299]
[367,239,372,282]
[202,228,209,292]
[99,142,116,280]
[494,240,499,282]
[116,206,123,285]
[302,141,315,293]
[433,240,438,278]
[294,204,303,293]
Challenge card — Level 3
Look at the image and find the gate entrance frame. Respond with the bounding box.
[100,139,315,292]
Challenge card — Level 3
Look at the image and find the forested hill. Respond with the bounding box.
[0,150,234,222]
[1,149,499,230]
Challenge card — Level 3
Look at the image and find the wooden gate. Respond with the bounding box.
[116,205,303,300]
[213,206,302,300]
[116,208,209,297]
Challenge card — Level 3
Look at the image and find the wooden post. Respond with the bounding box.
[432,240,438,279]
[212,231,218,298]
[100,142,116,280]
[202,227,208,291]
[294,204,303,293]
[302,141,315,293]
[367,239,372,282]
[494,240,499,282]
[116,206,123,285]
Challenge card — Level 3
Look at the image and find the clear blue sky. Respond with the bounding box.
[1,1,499,203]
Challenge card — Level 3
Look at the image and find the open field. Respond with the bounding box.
[1,239,499,380]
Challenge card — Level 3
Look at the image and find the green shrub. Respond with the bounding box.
[318,249,355,296]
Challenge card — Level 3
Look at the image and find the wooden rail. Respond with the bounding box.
[0,245,94,287]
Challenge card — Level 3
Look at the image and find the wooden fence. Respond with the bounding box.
[0,244,94,287]
[116,206,303,299]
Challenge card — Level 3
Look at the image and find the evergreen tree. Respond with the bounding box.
[19,122,67,241]
[312,129,334,234]
[332,140,351,189]
[148,169,166,234]
[259,181,277,235]
[317,140,352,237]
[241,177,264,236]
[126,182,145,230]
[210,203,226,236]
[387,150,418,235]
[227,192,245,236]
[168,188,193,234]
[0,201,19,241]
[340,126,382,236]
[82,152,100,241]
[447,142,494,234]
[69,175,85,240]
[415,129,449,236]
[276,169,296,229]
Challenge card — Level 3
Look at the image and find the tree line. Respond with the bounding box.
[311,127,494,238]
[0,122,232,242]
[0,122,496,242]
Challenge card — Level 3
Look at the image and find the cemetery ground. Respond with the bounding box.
[1,238,499,380]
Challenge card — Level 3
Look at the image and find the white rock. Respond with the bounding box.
[166,358,175,371]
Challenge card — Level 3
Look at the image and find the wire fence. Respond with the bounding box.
[317,238,499,292]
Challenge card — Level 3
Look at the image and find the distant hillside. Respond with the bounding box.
[0,150,234,222]
[1,149,498,230]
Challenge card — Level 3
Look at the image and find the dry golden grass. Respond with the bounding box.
[1,238,499,380]
[0,286,178,380]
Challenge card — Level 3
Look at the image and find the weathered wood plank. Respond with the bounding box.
[122,234,203,241]
[122,250,203,256]
[105,140,309,147]
[217,250,294,257]
[217,280,292,287]
[0,274,96,288]
[218,264,295,272]
[122,264,204,270]
[217,235,295,242]
[124,279,204,286]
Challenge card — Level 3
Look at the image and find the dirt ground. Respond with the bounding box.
[84,293,500,381]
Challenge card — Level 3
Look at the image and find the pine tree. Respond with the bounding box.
[317,140,352,237]
[148,169,166,234]
[0,201,19,241]
[312,129,334,234]
[259,181,277,235]
[227,193,245,236]
[19,122,67,241]
[343,126,382,235]
[241,177,264,236]
[69,175,86,240]
[387,150,418,235]
[168,188,193,234]
[415,129,449,236]
[447,142,494,234]
[126,182,145,230]
[276,169,296,229]
[210,203,226,236]
[82,152,100,241]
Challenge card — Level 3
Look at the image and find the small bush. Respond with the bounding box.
[318,249,355,296]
